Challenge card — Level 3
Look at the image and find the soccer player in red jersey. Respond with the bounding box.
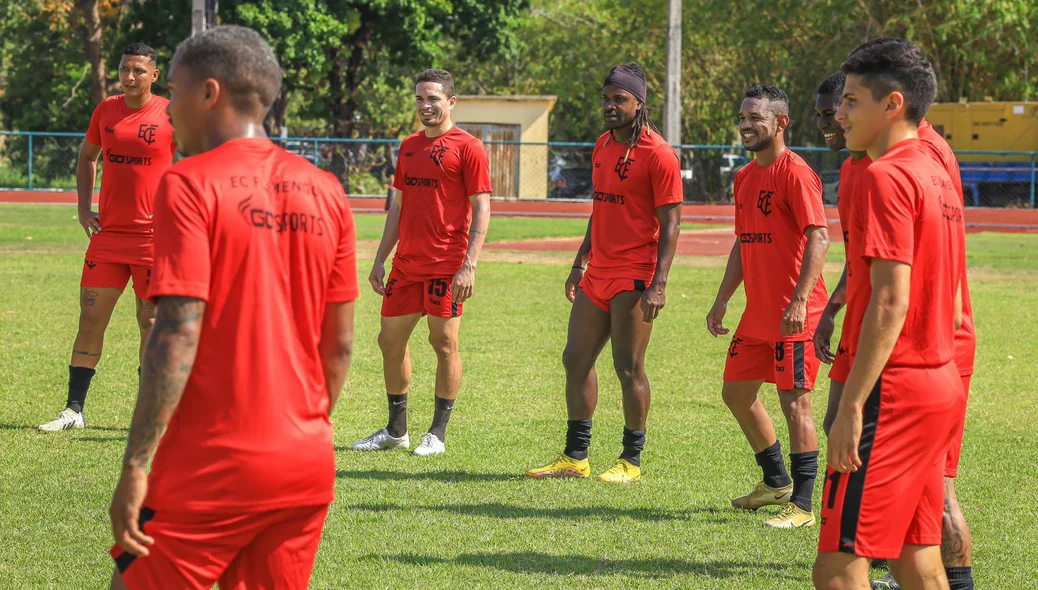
[706,85,830,529]
[811,71,871,436]
[526,63,681,484]
[352,69,492,456]
[107,26,357,590]
[814,39,965,590]
[39,43,175,432]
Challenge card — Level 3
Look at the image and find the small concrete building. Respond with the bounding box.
[451,95,557,199]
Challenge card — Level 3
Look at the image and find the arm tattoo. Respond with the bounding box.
[122,296,205,470]
[470,228,487,236]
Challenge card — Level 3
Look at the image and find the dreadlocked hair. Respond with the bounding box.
[621,105,661,162]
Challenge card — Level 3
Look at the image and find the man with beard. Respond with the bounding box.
[706,85,829,529]
[526,62,682,484]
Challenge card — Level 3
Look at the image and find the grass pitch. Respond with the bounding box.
[0,204,1035,588]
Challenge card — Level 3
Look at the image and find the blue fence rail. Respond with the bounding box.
[1,130,1035,207]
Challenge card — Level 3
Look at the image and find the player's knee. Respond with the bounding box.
[721,386,750,411]
[377,330,405,355]
[811,558,842,590]
[779,389,812,419]
[612,355,644,384]
[78,308,108,334]
[427,332,457,359]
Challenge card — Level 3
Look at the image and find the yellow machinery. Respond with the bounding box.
[926,101,1038,162]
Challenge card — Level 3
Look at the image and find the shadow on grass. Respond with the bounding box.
[75,436,125,443]
[0,422,127,433]
[347,502,728,522]
[372,551,800,580]
[336,469,518,483]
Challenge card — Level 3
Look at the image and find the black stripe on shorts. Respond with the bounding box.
[115,506,156,573]
[633,279,647,291]
[838,379,882,554]
[451,302,459,318]
[793,341,806,388]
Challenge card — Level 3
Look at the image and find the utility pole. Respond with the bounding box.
[191,0,218,36]
[663,0,682,146]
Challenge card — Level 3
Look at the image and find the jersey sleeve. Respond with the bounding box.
[326,182,359,303]
[85,101,104,146]
[149,171,212,302]
[787,164,826,231]
[462,140,493,197]
[650,144,684,207]
[860,166,916,266]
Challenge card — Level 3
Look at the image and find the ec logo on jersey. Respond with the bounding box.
[137,124,159,145]
[430,144,450,167]
[756,190,774,217]
[615,156,634,181]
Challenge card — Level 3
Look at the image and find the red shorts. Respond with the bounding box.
[111,504,329,590]
[819,363,962,558]
[723,330,820,391]
[381,270,461,318]
[81,260,151,300]
[829,345,852,383]
[579,273,647,313]
[945,374,972,478]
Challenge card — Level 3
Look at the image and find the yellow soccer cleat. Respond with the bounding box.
[525,455,591,479]
[764,503,816,529]
[731,481,793,510]
[597,458,641,484]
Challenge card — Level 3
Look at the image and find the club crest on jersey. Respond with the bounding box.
[756,190,774,217]
[615,156,634,181]
[430,144,450,167]
[137,124,158,145]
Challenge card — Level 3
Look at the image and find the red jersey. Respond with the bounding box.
[836,155,872,355]
[392,126,492,280]
[733,149,828,342]
[852,139,964,368]
[918,119,975,376]
[587,129,683,280]
[85,95,175,259]
[146,138,358,513]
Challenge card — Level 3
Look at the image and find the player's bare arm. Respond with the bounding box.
[452,192,491,303]
[369,189,403,295]
[641,202,681,323]
[782,225,829,337]
[319,301,355,415]
[828,259,909,473]
[953,277,963,331]
[706,240,744,336]
[815,265,847,364]
[566,216,594,303]
[111,296,205,557]
[77,138,103,237]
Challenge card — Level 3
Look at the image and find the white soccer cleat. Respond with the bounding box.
[37,408,86,432]
[350,428,410,451]
[412,432,445,456]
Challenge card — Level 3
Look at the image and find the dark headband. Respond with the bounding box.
[603,65,647,104]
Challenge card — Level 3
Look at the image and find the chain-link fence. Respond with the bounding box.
[2,131,1036,207]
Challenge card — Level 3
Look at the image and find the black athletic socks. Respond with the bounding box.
[564,419,593,460]
[66,365,96,414]
[620,427,646,466]
[755,441,792,489]
[428,396,454,442]
[946,567,974,590]
[386,394,408,438]
[790,450,819,511]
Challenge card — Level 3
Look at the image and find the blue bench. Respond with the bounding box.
[959,162,1034,206]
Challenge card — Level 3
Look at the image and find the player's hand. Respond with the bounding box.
[706,300,729,336]
[110,467,155,557]
[452,262,476,303]
[368,262,386,296]
[565,267,584,303]
[814,309,837,364]
[79,209,101,238]
[781,297,808,337]
[827,408,863,473]
[640,281,666,323]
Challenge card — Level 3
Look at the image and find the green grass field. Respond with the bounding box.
[0,203,1035,588]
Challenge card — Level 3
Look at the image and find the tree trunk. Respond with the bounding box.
[74,0,106,104]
